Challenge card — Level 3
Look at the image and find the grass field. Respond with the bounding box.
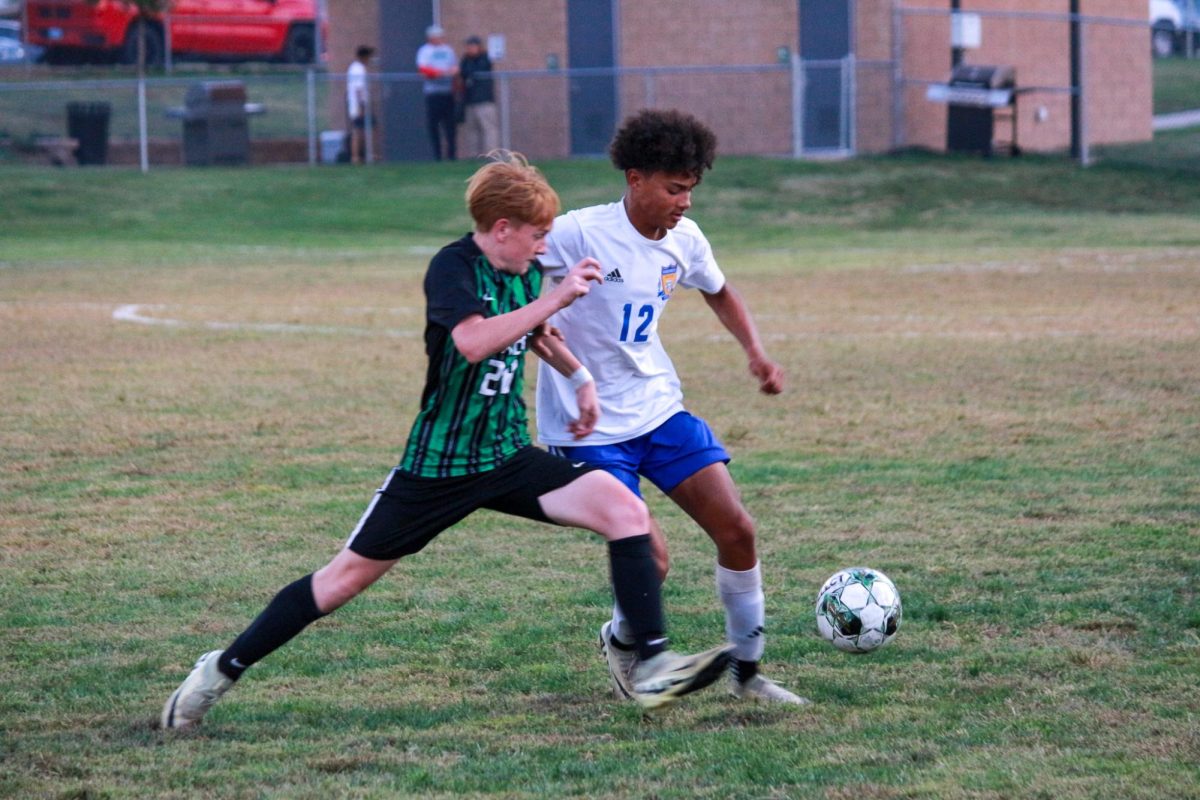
[2,152,1199,799]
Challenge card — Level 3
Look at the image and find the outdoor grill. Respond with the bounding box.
[167,81,266,166]
[926,64,1018,156]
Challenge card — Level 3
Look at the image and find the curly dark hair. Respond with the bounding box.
[608,108,717,178]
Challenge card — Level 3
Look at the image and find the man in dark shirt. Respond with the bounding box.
[458,35,500,158]
[160,153,733,732]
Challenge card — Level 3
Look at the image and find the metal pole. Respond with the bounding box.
[306,68,317,166]
[1078,15,1089,166]
[138,75,149,173]
[364,77,375,165]
[499,73,511,150]
[950,0,963,67]
[1069,0,1082,160]
[791,52,804,158]
[314,0,327,67]
[891,0,905,151]
[164,12,172,74]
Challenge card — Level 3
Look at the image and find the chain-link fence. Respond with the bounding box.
[1,10,1196,170]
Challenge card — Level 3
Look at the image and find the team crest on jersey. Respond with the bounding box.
[658,264,679,300]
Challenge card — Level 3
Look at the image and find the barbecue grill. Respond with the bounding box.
[166,81,266,166]
[926,64,1018,156]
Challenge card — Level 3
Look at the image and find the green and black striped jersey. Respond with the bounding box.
[400,234,544,478]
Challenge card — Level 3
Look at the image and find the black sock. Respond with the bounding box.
[607,535,667,661]
[733,659,759,684]
[218,573,327,681]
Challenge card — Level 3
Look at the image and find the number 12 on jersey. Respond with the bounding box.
[619,303,654,343]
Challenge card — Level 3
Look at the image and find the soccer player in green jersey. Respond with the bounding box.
[161,152,733,730]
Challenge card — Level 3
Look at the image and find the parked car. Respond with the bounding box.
[0,19,43,64]
[1150,0,1184,57]
[24,0,321,66]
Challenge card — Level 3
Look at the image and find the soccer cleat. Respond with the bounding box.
[730,673,811,705]
[630,644,734,710]
[161,650,234,730]
[599,621,639,701]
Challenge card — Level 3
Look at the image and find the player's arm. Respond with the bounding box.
[451,257,602,364]
[529,325,599,439]
[701,283,784,395]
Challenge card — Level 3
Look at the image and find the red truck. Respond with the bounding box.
[25,0,320,66]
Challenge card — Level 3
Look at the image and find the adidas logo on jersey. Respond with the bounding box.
[604,269,624,283]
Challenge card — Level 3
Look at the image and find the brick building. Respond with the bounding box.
[324,0,1150,162]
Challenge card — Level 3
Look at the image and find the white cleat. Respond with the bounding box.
[599,621,639,701]
[161,650,234,730]
[630,644,734,711]
[730,673,811,705]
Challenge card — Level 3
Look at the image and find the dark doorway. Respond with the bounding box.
[380,2,434,161]
[798,0,852,152]
[567,0,617,156]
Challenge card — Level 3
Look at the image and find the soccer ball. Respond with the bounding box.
[815,567,902,653]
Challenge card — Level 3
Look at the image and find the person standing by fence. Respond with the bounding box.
[457,35,500,158]
[346,45,374,165]
[417,24,458,161]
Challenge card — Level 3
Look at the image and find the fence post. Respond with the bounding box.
[364,77,374,164]
[1079,18,1089,166]
[306,68,317,166]
[138,76,149,173]
[891,2,905,151]
[791,52,804,157]
[843,55,855,153]
[499,73,511,151]
[164,12,173,74]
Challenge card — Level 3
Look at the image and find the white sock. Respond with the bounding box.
[610,602,635,646]
[716,561,765,663]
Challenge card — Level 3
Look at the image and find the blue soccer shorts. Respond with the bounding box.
[549,411,730,498]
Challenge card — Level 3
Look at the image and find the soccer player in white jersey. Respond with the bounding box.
[535,109,807,705]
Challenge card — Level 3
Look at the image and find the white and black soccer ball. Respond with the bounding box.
[815,567,902,653]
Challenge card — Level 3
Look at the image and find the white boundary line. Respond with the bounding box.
[111,304,419,338]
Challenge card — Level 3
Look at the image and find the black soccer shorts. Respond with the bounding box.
[345,446,600,560]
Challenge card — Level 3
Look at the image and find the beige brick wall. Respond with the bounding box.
[336,0,1152,160]
[898,0,1152,154]
[443,0,570,159]
[619,0,796,67]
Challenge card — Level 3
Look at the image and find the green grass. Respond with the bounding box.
[1153,55,1200,114]
[2,153,1199,799]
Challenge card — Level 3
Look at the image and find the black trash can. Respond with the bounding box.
[66,101,112,166]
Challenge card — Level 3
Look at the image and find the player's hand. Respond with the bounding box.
[550,258,602,309]
[749,355,784,395]
[568,381,599,439]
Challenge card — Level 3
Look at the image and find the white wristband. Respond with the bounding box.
[567,366,594,390]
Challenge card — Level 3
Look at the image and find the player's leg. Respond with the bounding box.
[161,549,396,731]
[548,439,668,696]
[668,462,808,705]
[488,449,731,710]
[163,468,468,730]
[538,469,731,709]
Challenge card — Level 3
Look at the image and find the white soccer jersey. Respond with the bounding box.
[536,199,726,446]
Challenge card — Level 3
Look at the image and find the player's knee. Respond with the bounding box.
[713,512,756,553]
[312,562,375,612]
[612,494,651,534]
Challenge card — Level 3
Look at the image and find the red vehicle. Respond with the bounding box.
[25,0,320,66]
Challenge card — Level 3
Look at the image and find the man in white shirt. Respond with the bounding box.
[536,108,807,706]
[416,24,458,161]
[346,45,373,165]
